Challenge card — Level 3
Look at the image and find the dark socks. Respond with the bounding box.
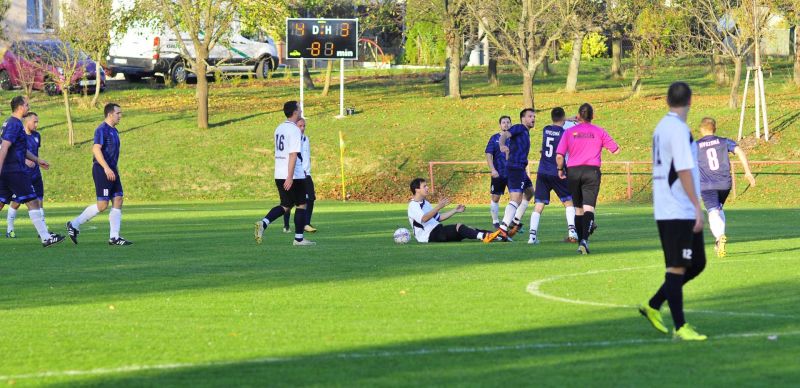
[575,215,585,241]
[664,272,686,329]
[283,209,291,229]
[457,225,479,240]
[583,211,594,241]
[294,208,307,241]
[265,206,285,226]
[306,200,314,226]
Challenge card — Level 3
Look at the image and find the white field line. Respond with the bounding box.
[1,330,799,382]
[526,257,799,319]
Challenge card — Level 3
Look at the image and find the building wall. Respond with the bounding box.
[2,0,63,44]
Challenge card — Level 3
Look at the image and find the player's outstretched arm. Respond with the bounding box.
[733,146,756,186]
[438,204,465,222]
[421,198,449,222]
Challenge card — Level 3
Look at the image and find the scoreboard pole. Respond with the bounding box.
[339,59,345,118]
[299,60,304,114]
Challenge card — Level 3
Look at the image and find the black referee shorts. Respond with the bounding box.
[657,220,706,269]
[275,178,307,208]
[428,224,464,243]
[567,165,601,207]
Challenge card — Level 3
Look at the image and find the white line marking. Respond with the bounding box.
[526,257,799,319]
[1,330,799,382]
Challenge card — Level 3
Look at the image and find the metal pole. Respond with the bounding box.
[738,68,750,141]
[754,66,761,139]
[626,162,632,200]
[299,59,304,114]
[759,68,770,141]
[428,162,435,193]
[339,59,345,117]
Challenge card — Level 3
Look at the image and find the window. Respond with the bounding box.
[26,0,56,32]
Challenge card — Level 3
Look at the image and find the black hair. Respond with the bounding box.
[23,112,37,119]
[10,96,26,113]
[410,178,426,195]
[519,108,535,119]
[551,107,565,122]
[667,81,692,108]
[283,101,299,118]
[104,103,120,117]
[578,103,593,122]
[498,115,511,124]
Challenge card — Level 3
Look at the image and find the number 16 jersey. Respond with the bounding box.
[696,135,737,191]
[274,120,305,180]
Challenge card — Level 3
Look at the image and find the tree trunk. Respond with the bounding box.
[321,60,334,96]
[62,90,74,146]
[196,57,209,129]
[713,49,728,86]
[302,60,315,89]
[611,37,623,79]
[565,32,584,93]
[487,58,498,86]
[91,49,102,108]
[729,56,743,109]
[542,55,552,76]
[522,70,534,108]
[445,34,461,98]
[794,25,800,87]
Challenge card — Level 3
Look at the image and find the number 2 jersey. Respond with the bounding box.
[274,120,305,180]
[696,135,737,191]
[652,112,700,221]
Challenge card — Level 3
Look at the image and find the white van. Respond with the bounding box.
[107,2,278,83]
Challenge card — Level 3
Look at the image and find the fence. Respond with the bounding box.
[428,160,800,201]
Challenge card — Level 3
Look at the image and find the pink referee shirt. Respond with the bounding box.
[555,122,619,168]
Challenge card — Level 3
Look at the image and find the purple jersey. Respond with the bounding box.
[506,124,530,170]
[537,125,565,176]
[485,132,509,177]
[26,131,41,180]
[1,117,28,174]
[93,122,121,169]
[697,135,737,190]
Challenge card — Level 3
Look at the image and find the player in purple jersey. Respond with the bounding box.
[5,112,45,238]
[696,117,755,258]
[483,108,535,243]
[528,107,578,244]
[0,96,63,247]
[485,115,512,229]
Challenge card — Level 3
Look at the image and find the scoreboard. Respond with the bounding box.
[286,18,358,60]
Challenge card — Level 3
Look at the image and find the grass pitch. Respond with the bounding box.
[1,201,798,386]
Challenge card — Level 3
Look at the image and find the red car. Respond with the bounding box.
[0,40,106,96]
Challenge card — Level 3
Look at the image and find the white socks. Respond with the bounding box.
[565,206,576,229]
[29,209,50,241]
[109,208,122,239]
[708,209,725,240]
[7,207,17,233]
[501,201,519,230]
[490,201,500,224]
[530,211,541,236]
[513,199,529,225]
[72,205,100,230]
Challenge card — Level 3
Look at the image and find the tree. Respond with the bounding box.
[0,0,9,41]
[466,0,579,108]
[39,40,82,145]
[61,0,112,108]
[603,0,641,79]
[629,4,692,95]
[564,0,603,93]
[682,0,773,108]
[774,0,800,86]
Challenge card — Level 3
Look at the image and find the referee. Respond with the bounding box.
[639,82,707,341]
[555,103,620,254]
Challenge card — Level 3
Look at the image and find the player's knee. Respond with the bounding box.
[456,223,462,230]
[666,266,686,275]
[96,201,109,212]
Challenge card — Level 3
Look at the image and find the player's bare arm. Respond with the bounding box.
[25,150,48,170]
[92,144,116,181]
[486,153,499,178]
[677,169,704,233]
[0,139,11,176]
[284,152,298,190]
[556,154,566,179]
[733,146,756,186]
[422,198,449,222]
[499,131,511,157]
[438,204,465,222]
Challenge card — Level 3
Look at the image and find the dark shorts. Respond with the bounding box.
[567,166,601,207]
[657,220,706,269]
[534,174,572,204]
[428,224,464,243]
[31,176,44,201]
[0,171,37,205]
[490,176,507,196]
[275,178,307,208]
[507,168,533,193]
[701,189,730,211]
[304,175,316,202]
[93,164,123,201]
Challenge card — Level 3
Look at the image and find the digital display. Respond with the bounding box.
[286,18,358,60]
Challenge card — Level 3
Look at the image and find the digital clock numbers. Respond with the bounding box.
[286,19,359,60]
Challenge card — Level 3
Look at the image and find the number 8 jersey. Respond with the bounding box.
[274,120,305,180]
[696,135,737,191]
[652,112,700,220]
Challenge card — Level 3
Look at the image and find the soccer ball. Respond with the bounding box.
[393,228,411,244]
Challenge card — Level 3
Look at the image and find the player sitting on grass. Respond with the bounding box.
[696,117,756,258]
[407,178,492,243]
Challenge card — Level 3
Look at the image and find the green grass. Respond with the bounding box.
[1,57,798,204]
[1,201,798,386]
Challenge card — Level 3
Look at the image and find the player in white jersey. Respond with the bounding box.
[282,118,317,233]
[407,178,491,243]
[639,82,707,341]
[254,101,315,246]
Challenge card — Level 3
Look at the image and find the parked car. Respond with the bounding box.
[107,18,278,83]
[0,40,106,96]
